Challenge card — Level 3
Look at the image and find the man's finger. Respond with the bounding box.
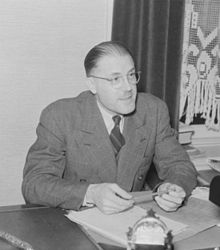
[161,193,183,205]
[155,196,179,211]
[111,184,133,200]
[168,190,186,198]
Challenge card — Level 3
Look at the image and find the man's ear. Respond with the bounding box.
[86,77,97,94]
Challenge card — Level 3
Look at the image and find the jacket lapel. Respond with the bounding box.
[74,94,117,182]
[116,112,151,191]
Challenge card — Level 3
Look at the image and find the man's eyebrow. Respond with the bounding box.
[127,68,136,74]
[129,67,135,72]
[109,68,136,76]
[109,72,122,77]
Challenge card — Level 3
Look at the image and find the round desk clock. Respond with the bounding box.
[126,209,173,250]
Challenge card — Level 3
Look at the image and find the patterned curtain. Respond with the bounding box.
[180,0,220,131]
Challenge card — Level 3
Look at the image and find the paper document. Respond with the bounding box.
[191,187,210,201]
[66,205,188,246]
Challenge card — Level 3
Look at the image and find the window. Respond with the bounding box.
[180,0,220,145]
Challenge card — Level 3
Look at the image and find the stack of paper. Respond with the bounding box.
[66,206,188,246]
[178,122,194,145]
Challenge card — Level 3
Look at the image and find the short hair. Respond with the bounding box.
[84,41,135,76]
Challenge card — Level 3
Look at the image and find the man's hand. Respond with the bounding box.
[86,183,134,214]
[154,183,186,212]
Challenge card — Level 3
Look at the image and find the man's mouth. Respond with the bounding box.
[120,95,132,100]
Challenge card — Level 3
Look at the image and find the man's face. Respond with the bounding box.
[89,54,137,115]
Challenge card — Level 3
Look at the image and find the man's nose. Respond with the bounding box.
[121,76,132,90]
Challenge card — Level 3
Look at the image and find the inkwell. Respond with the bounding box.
[127,209,173,250]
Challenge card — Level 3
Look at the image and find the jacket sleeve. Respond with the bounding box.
[153,100,198,196]
[22,106,89,210]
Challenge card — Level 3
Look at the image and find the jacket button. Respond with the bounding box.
[138,175,143,181]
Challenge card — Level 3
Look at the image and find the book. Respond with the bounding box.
[178,122,194,145]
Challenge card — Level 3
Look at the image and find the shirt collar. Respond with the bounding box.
[96,99,124,134]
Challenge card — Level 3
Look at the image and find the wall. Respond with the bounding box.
[0,0,113,205]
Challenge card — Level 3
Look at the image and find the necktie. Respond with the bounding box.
[110,115,125,155]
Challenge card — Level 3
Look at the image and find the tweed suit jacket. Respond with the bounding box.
[22,91,197,210]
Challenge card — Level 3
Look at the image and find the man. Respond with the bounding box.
[22,41,197,214]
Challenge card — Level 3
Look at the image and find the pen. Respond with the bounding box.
[115,192,158,205]
[0,231,34,250]
[209,159,220,163]
[133,192,158,205]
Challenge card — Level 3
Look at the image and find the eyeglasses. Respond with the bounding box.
[89,71,141,89]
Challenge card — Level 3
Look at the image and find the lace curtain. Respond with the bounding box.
[180,0,220,131]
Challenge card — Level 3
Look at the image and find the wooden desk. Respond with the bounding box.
[0,200,219,250]
[0,205,101,250]
[198,169,220,185]
[86,193,220,250]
